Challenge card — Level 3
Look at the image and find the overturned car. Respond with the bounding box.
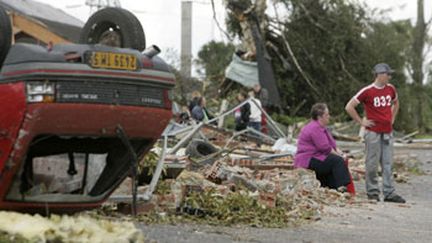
[0,7,175,213]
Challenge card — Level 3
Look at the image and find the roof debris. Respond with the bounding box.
[106,112,427,227]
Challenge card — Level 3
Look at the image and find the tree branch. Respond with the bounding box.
[290,99,307,116]
[267,41,292,70]
[338,55,361,84]
[298,2,329,33]
[272,2,320,96]
[211,0,233,41]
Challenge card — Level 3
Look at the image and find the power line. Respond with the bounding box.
[190,0,211,5]
[85,0,121,13]
[85,0,121,9]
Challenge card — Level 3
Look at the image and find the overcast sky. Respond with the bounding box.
[33,0,432,62]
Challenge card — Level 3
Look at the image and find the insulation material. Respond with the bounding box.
[0,211,144,243]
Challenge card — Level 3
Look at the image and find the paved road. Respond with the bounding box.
[139,149,432,243]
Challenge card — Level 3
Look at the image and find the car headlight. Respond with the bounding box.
[26,82,55,103]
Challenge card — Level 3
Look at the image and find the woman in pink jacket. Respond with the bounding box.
[294,103,351,191]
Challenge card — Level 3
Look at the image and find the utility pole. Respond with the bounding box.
[181,1,193,78]
[412,0,426,131]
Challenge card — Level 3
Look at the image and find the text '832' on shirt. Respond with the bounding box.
[353,83,397,133]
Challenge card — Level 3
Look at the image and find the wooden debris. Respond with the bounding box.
[332,130,362,142]
[396,130,419,143]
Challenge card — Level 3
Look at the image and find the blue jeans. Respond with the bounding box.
[248,122,261,132]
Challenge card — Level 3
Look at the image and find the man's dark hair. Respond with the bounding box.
[310,103,328,120]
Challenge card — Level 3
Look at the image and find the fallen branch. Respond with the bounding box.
[338,55,360,84]
[267,41,291,70]
[332,131,362,142]
[271,2,320,96]
[211,0,233,41]
[401,130,419,141]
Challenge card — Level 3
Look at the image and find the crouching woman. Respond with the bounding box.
[294,103,351,191]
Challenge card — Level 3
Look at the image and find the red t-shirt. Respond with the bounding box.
[353,83,397,133]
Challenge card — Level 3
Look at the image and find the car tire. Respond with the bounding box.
[186,139,219,158]
[79,7,146,51]
[0,5,12,68]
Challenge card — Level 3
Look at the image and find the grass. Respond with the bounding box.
[414,134,432,139]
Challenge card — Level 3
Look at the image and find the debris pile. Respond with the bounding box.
[109,121,353,227]
[134,167,350,227]
[108,116,428,227]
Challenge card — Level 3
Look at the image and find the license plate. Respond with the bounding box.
[88,52,137,71]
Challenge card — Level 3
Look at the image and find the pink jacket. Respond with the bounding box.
[294,120,337,168]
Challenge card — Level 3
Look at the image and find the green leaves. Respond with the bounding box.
[195,41,235,81]
[182,189,293,227]
[199,0,431,130]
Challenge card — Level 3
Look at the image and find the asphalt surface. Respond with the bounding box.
[138,148,432,243]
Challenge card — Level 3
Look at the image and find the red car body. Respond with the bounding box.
[0,43,174,213]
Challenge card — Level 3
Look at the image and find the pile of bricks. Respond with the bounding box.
[258,191,277,208]
[204,160,223,182]
[228,156,293,170]
[228,157,254,166]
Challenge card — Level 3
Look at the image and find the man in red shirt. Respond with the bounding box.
[345,63,405,203]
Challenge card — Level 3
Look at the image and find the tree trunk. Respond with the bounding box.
[225,0,282,107]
